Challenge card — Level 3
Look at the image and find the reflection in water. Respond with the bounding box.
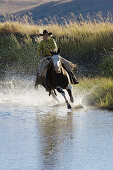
[0,104,113,170]
[35,108,113,170]
[36,109,74,170]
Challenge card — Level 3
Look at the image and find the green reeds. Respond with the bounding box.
[0,34,39,74]
[74,78,113,110]
[101,53,113,77]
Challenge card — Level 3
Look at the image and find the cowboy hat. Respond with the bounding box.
[39,30,52,36]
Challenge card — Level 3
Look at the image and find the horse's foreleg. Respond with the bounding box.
[66,84,74,103]
[51,90,59,102]
[57,87,71,109]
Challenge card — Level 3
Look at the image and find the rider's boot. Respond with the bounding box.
[70,72,79,84]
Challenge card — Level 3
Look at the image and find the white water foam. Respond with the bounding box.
[0,75,84,108]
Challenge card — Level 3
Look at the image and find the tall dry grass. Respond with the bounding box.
[0,13,113,76]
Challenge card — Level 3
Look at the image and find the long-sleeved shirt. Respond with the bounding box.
[38,38,58,57]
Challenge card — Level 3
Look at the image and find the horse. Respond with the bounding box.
[35,49,74,109]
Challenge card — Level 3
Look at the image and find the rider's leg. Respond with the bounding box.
[69,72,79,84]
[35,58,49,87]
[60,57,75,70]
[35,59,44,87]
[60,57,79,84]
[61,64,79,84]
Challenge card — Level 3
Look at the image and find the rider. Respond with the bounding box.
[36,30,79,91]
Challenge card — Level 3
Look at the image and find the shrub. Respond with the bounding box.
[101,53,113,77]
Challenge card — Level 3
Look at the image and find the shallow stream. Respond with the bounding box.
[0,76,113,170]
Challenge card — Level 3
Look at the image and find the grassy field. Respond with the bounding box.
[1,14,113,60]
[0,15,113,75]
[74,78,113,110]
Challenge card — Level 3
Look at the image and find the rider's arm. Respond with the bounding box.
[51,39,58,52]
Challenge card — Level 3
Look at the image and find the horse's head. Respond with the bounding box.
[50,49,62,73]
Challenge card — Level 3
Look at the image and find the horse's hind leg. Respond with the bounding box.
[66,85,74,103]
[54,90,57,96]
[57,87,71,109]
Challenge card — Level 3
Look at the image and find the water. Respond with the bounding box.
[0,76,113,170]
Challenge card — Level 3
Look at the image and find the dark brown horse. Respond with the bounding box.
[35,50,74,109]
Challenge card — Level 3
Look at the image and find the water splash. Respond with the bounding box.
[0,75,51,106]
[0,75,84,108]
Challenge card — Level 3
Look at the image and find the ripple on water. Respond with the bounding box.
[0,76,113,170]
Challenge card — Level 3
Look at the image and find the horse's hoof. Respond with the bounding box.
[67,103,72,109]
[49,91,51,96]
[70,97,74,103]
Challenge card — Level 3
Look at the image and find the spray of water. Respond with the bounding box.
[0,75,50,106]
[0,74,85,108]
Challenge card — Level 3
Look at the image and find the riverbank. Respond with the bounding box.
[74,78,113,110]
